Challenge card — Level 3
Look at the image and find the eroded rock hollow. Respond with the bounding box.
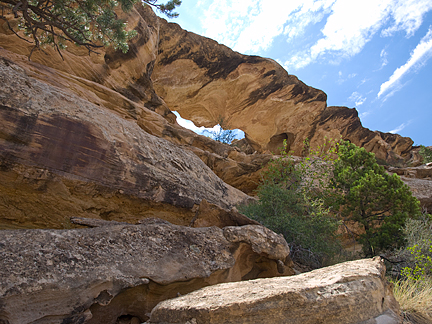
[0,220,292,323]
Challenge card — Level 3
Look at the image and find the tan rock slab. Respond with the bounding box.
[149,257,401,324]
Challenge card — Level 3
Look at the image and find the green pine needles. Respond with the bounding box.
[419,145,432,164]
[330,141,421,256]
[0,0,181,58]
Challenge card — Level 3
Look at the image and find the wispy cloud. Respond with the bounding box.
[358,78,368,86]
[202,0,308,53]
[380,49,389,67]
[337,71,358,84]
[201,0,432,74]
[378,27,432,98]
[359,111,371,119]
[389,123,406,134]
[349,92,367,106]
[381,0,432,37]
[389,120,412,134]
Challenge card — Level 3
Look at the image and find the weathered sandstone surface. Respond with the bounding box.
[0,220,292,324]
[388,164,432,211]
[315,107,413,164]
[0,56,253,229]
[149,257,401,324]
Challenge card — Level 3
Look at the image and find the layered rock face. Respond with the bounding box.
[316,107,414,164]
[149,257,401,324]
[0,56,252,229]
[0,220,293,324]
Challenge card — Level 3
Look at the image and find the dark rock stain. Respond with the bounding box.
[0,106,125,186]
[158,24,267,80]
[245,79,286,106]
[318,106,376,144]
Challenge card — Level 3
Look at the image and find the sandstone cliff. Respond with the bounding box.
[0,55,256,229]
[0,5,417,223]
[152,18,414,163]
[387,164,432,211]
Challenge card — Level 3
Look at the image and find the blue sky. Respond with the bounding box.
[166,0,432,146]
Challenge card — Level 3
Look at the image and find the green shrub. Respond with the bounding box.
[401,243,432,281]
[419,145,432,164]
[239,140,341,269]
[240,139,422,268]
[329,141,421,256]
[400,215,432,281]
[394,216,432,322]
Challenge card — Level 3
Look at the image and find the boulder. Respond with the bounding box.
[149,257,401,324]
[387,165,432,180]
[399,176,432,212]
[0,221,293,324]
[387,165,432,211]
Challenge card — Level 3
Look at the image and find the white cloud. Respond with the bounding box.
[201,0,338,54]
[359,111,371,119]
[382,0,432,37]
[389,122,409,134]
[311,0,392,57]
[283,0,335,40]
[285,0,395,70]
[174,111,220,133]
[285,0,432,70]
[202,0,306,53]
[378,26,432,98]
[201,0,432,70]
[349,92,367,106]
[380,49,389,67]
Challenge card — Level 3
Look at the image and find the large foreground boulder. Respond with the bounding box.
[149,257,401,324]
[0,221,292,324]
